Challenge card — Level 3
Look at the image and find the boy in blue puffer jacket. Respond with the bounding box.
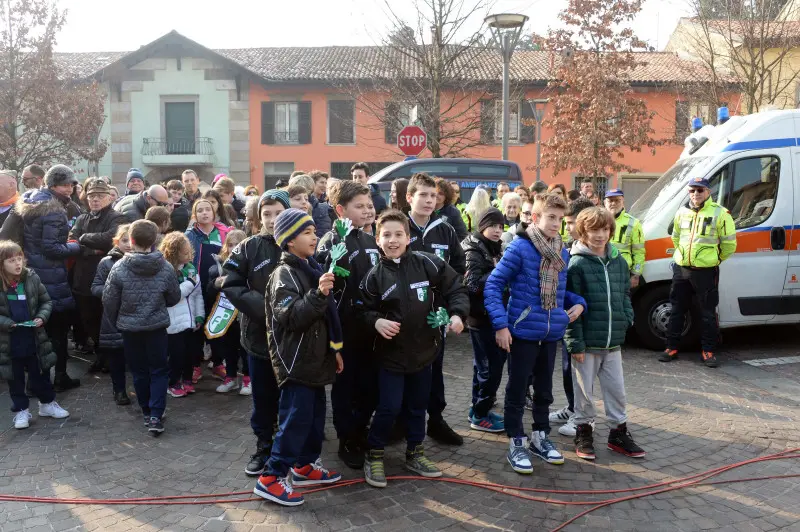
[484,193,586,475]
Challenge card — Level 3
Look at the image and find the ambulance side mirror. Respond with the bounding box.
[668,220,674,235]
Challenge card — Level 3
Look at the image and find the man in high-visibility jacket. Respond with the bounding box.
[661,176,737,368]
[603,189,645,288]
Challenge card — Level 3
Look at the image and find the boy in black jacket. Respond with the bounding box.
[405,172,466,445]
[254,209,344,507]
[222,189,287,477]
[356,209,469,488]
[315,180,380,469]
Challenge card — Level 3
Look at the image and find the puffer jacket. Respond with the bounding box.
[369,184,387,215]
[15,189,81,312]
[484,227,586,342]
[310,195,333,237]
[355,250,469,374]
[461,232,502,328]
[167,262,205,335]
[221,233,282,358]
[0,269,55,380]
[565,242,634,354]
[266,252,337,388]
[69,204,126,296]
[114,192,149,223]
[102,251,181,332]
[408,214,466,274]
[91,248,124,349]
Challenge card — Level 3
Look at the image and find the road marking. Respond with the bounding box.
[743,356,800,367]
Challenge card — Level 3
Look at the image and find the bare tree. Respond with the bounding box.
[0,0,108,172]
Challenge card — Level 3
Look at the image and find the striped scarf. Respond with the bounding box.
[526,224,566,310]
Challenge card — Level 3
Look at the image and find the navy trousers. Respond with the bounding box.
[122,329,168,420]
[368,364,433,450]
[266,383,326,477]
[248,354,279,444]
[105,347,127,393]
[427,335,446,421]
[504,338,557,438]
[560,340,574,412]
[470,324,508,418]
[8,355,55,411]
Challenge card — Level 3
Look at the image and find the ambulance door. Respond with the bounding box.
[773,149,800,322]
[714,150,792,325]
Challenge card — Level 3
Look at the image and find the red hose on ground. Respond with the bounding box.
[1,448,796,532]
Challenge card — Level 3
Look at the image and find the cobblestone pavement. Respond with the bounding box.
[1,326,799,532]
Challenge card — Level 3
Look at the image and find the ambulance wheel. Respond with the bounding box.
[634,284,700,351]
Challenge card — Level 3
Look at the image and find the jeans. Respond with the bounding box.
[8,355,55,411]
[504,338,557,438]
[427,334,446,421]
[667,265,720,352]
[470,325,507,418]
[560,340,574,412]
[266,383,326,477]
[45,311,71,374]
[122,329,168,419]
[368,365,433,451]
[106,347,127,393]
[248,354,279,443]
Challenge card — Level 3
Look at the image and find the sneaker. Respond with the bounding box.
[659,349,678,362]
[183,382,196,394]
[507,437,533,474]
[13,409,32,429]
[216,377,238,393]
[702,351,719,368]
[114,391,131,406]
[364,449,387,488]
[338,438,364,469]
[469,411,505,433]
[239,377,252,396]
[211,365,227,381]
[529,430,564,465]
[426,418,463,446]
[549,406,573,424]
[191,366,202,384]
[291,458,341,487]
[147,417,165,435]
[405,445,442,477]
[574,423,596,460]
[168,384,187,398]
[607,423,646,458]
[254,474,304,506]
[38,401,69,419]
[558,417,594,437]
[245,441,271,476]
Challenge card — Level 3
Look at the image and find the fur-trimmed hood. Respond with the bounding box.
[16,189,69,221]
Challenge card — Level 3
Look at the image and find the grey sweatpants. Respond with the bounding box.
[571,348,628,426]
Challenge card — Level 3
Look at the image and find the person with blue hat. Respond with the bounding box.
[603,188,645,288]
[125,168,145,196]
[661,176,736,368]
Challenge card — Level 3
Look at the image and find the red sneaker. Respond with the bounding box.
[211,364,227,381]
[291,459,342,486]
[191,366,202,384]
[182,382,196,394]
[254,474,304,506]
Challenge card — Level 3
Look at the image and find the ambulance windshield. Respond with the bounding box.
[630,156,711,222]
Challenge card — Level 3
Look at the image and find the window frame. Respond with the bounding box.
[704,154,780,230]
[274,102,300,145]
[326,98,356,145]
[494,100,520,142]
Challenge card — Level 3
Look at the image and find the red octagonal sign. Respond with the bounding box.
[397,125,427,157]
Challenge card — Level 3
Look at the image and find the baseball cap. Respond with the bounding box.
[688,177,710,189]
[604,188,624,198]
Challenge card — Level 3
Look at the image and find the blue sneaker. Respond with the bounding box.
[529,430,564,465]
[254,474,304,506]
[507,437,533,474]
[469,411,505,433]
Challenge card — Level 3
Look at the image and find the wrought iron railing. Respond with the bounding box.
[141,137,215,156]
[274,131,299,144]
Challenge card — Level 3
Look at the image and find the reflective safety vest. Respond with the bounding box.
[610,210,645,275]
[457,202,472,232]
[559,218,570,243]
[671,199,737,268]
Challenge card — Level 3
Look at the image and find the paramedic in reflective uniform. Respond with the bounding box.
[661,177,737,368]
[603,189,645,288]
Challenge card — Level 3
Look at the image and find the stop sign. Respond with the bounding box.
[397,126,427,157]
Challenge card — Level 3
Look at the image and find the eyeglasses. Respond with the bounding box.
[688,188,706,194]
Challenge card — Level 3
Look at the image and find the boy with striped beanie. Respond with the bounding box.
[254,208,344,507]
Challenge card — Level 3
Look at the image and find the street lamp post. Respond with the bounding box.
[529,98,548,183]
[485,13,528,161]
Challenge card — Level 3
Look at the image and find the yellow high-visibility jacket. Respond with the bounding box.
[671,200,737,268]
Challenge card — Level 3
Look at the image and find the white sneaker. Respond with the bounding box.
[216,377,239,393]
[13,409,32,429]
[38,401,69,419]
[507,437,533,474]
[549,406,573,424]
[529,430,564,465]
[239,380,252,396]
[558,416,594,438]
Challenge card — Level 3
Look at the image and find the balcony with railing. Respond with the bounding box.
[141,137,215,166]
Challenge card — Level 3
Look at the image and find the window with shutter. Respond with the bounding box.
[328,100,355,144]
[480,100,495,144]
[494,100,520,141]
[298,101,312,144]
[274,103,299,144]
[261,102,275,145]
[675,100,691,140]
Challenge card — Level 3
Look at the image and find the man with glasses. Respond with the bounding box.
[500,199,534,251]
[114,184,170,223]
[603,189,645,289]
[661,177,736,368]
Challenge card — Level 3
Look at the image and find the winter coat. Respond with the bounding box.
[91,248,124,349]
[355,250,469,374]
[266,252,337,388]
[221,233,282,358]
[0,269,55,380]
[114,192,149,223]
[461,233,502,328]
[69,205,126,296]
[102,251,181,332]
[439,204,468,242]
[15,189,81,313]
[565,242,634,354]
[484,227,586,342]
[167,262,205,335]
[369,184,387,215]
[310,195,333,237]
[170,197,191,233]
[185,222,232,294]
[408,214,466,275]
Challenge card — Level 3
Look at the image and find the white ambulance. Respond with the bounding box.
[629,109,800,350]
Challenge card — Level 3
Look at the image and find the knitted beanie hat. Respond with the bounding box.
[274,208,315,249]
[44,164,77,188]
[126,168,144,186]
[258,189,290,211]
[478,207,505,233]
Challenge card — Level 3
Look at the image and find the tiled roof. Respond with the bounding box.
[52,45,732,86]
